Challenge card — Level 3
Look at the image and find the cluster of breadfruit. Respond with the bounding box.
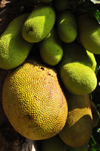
[1,0,100,150]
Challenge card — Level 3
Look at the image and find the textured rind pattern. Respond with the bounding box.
[0,13,33,70]
[22,4,56,43]
[58,42,97,95]
[57,11,77,43]
[60,62,97,95]
[59,94,93,147]
[77,14,100,54]
[39,28,63,66]
[2,59,68,140]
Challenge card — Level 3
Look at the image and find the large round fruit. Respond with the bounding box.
[2,57,68,140]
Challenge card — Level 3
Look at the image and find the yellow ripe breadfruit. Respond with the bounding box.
[0,14,33,70]
[86,50,97,74]
[39,28,63,66]
[90,100,99,127]
[41,135,67,151]
[77,14,100,54]
[53,0,69,11]
[40,0,53,3]
[57,11,77,43]
[67,143,88,151]
[58,42,97,95]
[59,93,93,147]
[2,57,68,140]
[22,4,56,43]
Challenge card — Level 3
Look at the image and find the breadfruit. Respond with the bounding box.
[2,57,68,140]
[90,100,99,127]
[77,14,100,54]
[59,92,93,147]
[53,0,69,11]
[58,42,97,95]
[0,13,33,70]
[86,50,97,74]
[39,28,63,66]
[22,4,56,43]
[67,143,88,151]
[41,135,67,151]
[57,11,77,43]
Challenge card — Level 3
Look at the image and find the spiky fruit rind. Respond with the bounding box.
[0,14,33,70]
[2,58,68,140]
[57,11,77,43]
[22,4,56,43]
[39,28,63,66]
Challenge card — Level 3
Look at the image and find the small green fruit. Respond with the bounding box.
[77,14,100,54]
[22,4,56,43]
[58,42,97,95]
[0,13,33,70]
[39,28,63,66]
[57,11,77,43]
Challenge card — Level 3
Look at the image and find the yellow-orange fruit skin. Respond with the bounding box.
[2,58,68,140]
[59,93,93,147]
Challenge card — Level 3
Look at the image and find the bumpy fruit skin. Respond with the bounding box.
[60,63,97,95]
[39,28,63,66]
[67,143,88,151]
[41,135,67,151]
[0,14,33,70]
[77,14,100,54]
[57,11,77,43]
[59,93,93,147]
[58,42,97,95]
[2,57,68,140]
[53,0,69,11]
[22,4,56,43]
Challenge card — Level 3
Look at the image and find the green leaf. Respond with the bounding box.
[91,148,98,151]
[97,128,100,133]
[91,135,97,146]
[91,9,100,24]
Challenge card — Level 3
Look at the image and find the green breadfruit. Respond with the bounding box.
[59,93,93,147]
[53,0,69,11]
[0,13,33,70]
[39,28,63,66]
[77,14,100,54]
[22,4,56,43]
[41,135,67,151]
[58,42,97,95]
[57,11,77,43]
